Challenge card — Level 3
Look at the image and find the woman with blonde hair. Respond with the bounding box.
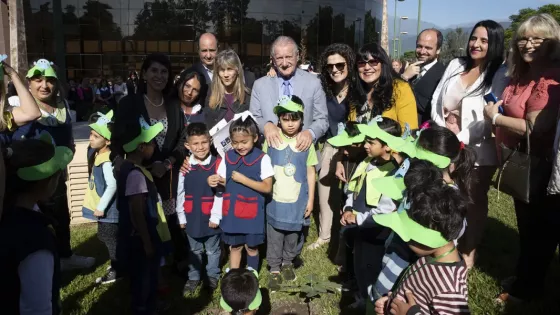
[483,13,560,304]
[204,49,251,130]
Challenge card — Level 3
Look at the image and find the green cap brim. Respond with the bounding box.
[370,176,406,201]
[357,124,406,149]
[17,146,73,181]
[392,140,451,168]
[273,100,303,115]
[123,122,164,153]
[89,110,114,140]
[26,67,58,79]
[220,268,262,312]
[328,131,365,147]
[373,211,449,248]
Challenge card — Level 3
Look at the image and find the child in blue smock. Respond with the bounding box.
[263,95,318,291]
[176,122,222,294]
[208,117,274,271]
[81,111,120,285]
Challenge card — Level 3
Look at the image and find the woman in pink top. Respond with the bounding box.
[484,14,560,304]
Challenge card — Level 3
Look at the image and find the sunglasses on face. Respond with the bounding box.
[326,62,346,71]
[357,58,380,68]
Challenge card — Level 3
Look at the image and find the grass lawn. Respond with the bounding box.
[62,187,560,315]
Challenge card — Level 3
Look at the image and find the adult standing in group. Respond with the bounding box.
[126,72,138,96]
[175,71,205,127]
[485,14,560,304]
[9,59,95,270]
[185,33,218,106]
[431,20,505,268]
[251,35,328,152]
[0,61,41,145]
[308,43,359,251]
[112,76,128,105]
[204,49,251,130]
[353,43,418,130]
[400,28,446,125]
[112,53,189,265]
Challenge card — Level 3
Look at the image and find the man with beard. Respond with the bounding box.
[184,33,218,105]
[401,28,446,125]
[9,59,95,270]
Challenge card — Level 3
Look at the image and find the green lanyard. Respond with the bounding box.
[390,246,457,304]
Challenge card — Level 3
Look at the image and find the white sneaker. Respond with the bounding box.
[61,254,95,271]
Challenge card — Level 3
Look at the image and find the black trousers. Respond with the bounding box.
[510,193,560,299]
[38,176,72,258]
[98,222,120,271]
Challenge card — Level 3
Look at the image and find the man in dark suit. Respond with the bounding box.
[183,33,218,104]
[400,28,446,125]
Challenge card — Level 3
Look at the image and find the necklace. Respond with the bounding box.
[337,85,349,98]
[144,94,164,107]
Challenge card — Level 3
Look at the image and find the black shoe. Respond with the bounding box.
[182,280,201,295]
[293,256,304,269]
[95,268,120,285]
[281,264,297,282]
[208,277,219,291]
[268,273,283,292]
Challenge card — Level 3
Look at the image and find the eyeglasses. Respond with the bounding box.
[326,62,346,71]
[357,59,380,68]
[517,37,545,47]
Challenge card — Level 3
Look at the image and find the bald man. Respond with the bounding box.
[184,33,218,105]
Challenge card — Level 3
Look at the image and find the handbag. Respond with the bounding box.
[494,120,540,203]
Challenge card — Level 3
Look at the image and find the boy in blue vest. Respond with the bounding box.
[176,122,222,294]
[263,95,318,292]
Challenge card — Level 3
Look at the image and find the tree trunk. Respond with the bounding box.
[381,0,389,53]
[8,0,28,77]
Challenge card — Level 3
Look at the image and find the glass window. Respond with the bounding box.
[65,55,82,69]
[102,41,121,52]
[83,41,100,53]
[83,55,102,69]
[180,42,194,53]
[146,41,158,52]
[66,40,81,53]
[170,41,180,53]
[158,41,169,53]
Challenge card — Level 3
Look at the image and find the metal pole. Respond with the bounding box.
[393,0,397,57]
[399,34,403,57]
[397,21,401,57]
[417,0,422,35]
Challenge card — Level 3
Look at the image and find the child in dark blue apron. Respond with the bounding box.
[208,117,274,271]
[176,122,222,294]
[0,134,74,315]
[116,116,171,315]
[262,95,318,291]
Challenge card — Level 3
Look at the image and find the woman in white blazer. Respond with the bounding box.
[431,20,505,268]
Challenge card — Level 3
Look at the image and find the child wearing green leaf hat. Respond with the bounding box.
[81,111,121,285]
[373,160,470,315]
[115,116,171,315]
[0,134,74,315]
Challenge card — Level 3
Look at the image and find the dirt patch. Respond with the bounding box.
[270,302,309,315]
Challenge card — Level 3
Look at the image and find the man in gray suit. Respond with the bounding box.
[250,36,328,151]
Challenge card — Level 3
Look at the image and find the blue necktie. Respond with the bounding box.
[282,80,291,96]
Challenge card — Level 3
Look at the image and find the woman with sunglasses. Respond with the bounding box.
[354,43,418,131]
[307,44,360,252]
[432,20,505,269]
[484,14,560,304]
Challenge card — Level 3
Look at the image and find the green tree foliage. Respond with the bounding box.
[440,27,468,64]
[402,50,416,61]
[364,10,379,45]
[505,4,560,46]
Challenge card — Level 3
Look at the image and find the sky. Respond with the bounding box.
[393,0,560,28]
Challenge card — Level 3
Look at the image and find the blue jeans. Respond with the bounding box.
[186,234,221,280]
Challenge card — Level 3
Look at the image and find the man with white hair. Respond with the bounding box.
[250,36,328,151]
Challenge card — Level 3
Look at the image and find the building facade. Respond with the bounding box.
[23,0,381,82]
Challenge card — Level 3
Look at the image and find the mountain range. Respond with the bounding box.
[387,15,512,55]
